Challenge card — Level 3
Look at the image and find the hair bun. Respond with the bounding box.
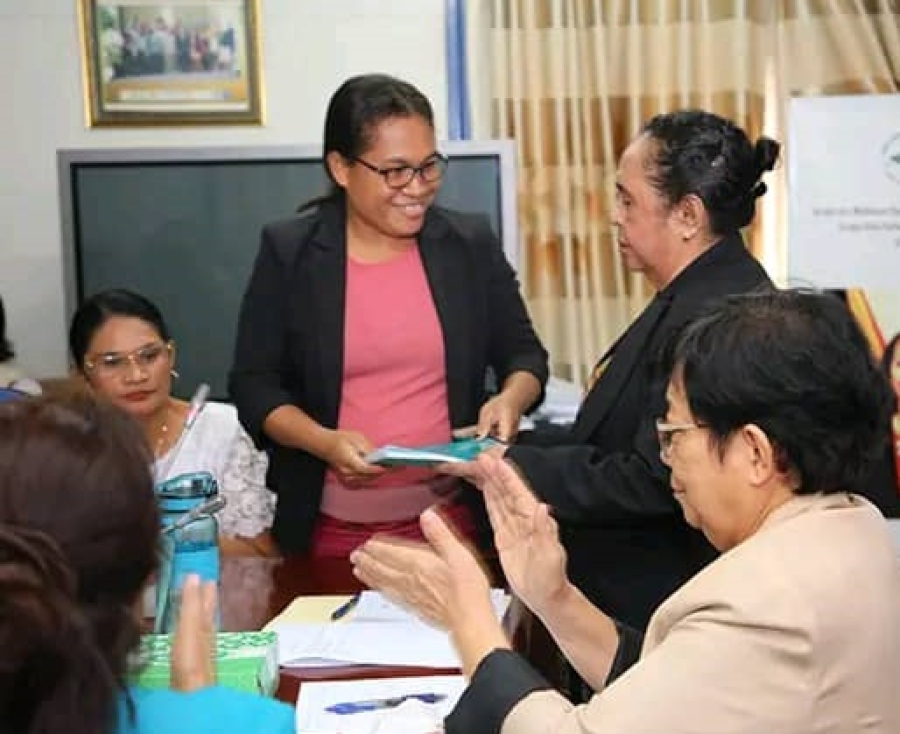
[753,136,781,174]
[751,181,768,200]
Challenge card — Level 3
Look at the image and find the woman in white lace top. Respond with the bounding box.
[69,289,276,555]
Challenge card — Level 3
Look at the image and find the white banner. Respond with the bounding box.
[788,95,900,289]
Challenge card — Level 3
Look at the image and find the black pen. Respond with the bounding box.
[330,592,361,621]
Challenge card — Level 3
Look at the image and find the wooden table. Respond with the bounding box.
[219,555,458,705]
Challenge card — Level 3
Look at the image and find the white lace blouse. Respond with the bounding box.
[154,402,275,538]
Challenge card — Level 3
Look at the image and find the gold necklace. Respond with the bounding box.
[151,406,171,457]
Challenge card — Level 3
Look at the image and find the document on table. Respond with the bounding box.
[263,595,353,627]
[296,674,466,734]
[269,589,510,669]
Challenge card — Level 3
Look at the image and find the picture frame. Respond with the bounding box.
[78,0,264,126]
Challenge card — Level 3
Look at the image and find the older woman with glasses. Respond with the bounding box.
[70,288,276,556]
[229,73,548,558]
[353,289,900,734]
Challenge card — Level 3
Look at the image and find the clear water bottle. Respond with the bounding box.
[155,471,220,633]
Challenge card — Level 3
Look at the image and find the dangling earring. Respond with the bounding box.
[170,369,180,380]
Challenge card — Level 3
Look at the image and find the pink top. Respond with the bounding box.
[321,246,459,523]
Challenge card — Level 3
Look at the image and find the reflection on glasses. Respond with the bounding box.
[353,154,448,189]
[655,418,705,459]
[84,341,172,378]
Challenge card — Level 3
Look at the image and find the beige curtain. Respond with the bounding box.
[489,1,772,384]
[778,0,899,95]
[487,0,900,383]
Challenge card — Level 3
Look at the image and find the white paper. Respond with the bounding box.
[276,620,459,668]
[271,590,510,668]
[354,589,509,622]
[788,95,900,289]
[296,674,466,734]
[532,375,582,422]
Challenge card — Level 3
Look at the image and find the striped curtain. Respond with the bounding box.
[777,0,900,96]
[488,0,772,383]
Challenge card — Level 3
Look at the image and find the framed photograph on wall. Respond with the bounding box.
[78,0,264,126]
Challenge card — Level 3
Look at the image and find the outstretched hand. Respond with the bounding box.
[321,429,386,485]
[475,394,523,442]
[350,509,493,631]
[478,454,568,616]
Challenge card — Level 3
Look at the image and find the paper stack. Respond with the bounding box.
[265,590,510,669]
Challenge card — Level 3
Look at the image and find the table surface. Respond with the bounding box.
[219,555,459,705]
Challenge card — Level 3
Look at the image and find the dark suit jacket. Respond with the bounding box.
[229,201,549,553]
[508,233,772,630]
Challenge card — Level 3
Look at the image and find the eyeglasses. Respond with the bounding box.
[84,341,172,378]
[352,154,448,189]
[655,418,706,459]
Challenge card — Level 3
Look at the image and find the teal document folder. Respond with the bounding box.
[364,437,501,468]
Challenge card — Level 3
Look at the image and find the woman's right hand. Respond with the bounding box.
[321,429,386,485]
[478,454,569,616]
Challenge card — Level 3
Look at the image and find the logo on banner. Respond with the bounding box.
[884,133,900,185]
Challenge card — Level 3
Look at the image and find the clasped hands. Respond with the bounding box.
[350,454,570,643]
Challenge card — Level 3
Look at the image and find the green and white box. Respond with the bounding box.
[132,630,279,696]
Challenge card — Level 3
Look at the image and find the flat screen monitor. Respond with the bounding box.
[57,141,519,399]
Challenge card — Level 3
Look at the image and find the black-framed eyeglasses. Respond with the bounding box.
[655,418,706,459]
[352,154,448,189]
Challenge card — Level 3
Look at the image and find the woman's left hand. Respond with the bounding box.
[475,393,523,443]
[350,509,492,630]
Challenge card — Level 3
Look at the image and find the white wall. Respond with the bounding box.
[0,0,449,377]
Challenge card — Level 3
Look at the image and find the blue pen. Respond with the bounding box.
[325,692,447,715]
[330,592,360,621]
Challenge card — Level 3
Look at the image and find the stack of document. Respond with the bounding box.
[265,590,509,669]
[295,674,467,734]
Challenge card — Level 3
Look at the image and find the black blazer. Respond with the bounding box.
[229,201,548,553]
[508,233,773,629]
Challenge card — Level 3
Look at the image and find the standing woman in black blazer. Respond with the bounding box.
[229,74,548,557]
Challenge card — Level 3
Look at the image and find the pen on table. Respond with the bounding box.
[325,692,448,715]
[330,592,360,621]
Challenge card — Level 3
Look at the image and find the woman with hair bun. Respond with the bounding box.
[449,110,779,638]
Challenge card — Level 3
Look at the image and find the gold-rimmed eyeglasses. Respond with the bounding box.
[655,418,706,460]
[352,153,448,189]
[84,341,173,379]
